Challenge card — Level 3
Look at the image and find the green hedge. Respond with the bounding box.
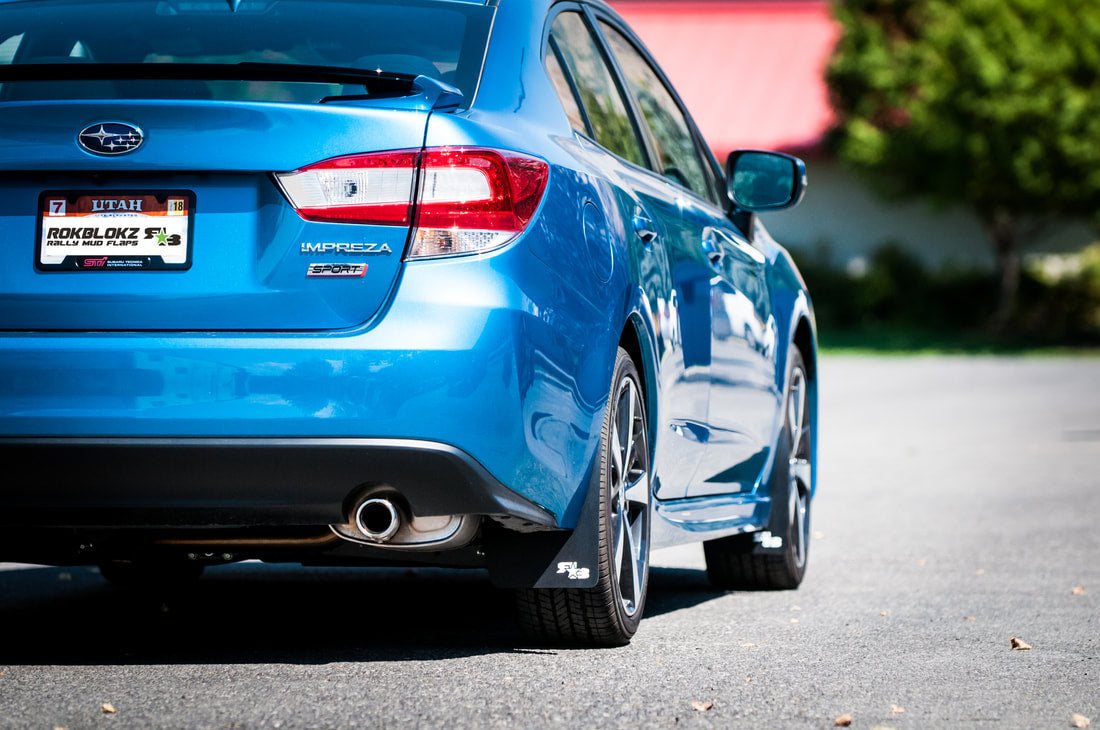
[790,243,1100,349]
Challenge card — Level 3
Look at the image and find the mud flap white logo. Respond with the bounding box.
[754,531,784,549]
[556,562,590,580]
[307,263,367,278]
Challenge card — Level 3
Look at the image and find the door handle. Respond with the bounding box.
[632,210,658,243]
[701,230,724,270]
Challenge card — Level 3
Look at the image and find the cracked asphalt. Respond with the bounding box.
[1,355,1097,729]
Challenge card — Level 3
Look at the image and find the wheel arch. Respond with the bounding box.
[619,305,660,472]
[791,314,818,499]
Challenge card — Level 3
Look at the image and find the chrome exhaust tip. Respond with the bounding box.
[354,497,402,543]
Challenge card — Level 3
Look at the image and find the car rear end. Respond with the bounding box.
[0,0,580,570]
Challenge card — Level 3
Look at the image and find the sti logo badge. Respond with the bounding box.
[307,263,367,278]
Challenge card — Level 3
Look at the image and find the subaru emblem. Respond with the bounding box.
[77,122,144,156]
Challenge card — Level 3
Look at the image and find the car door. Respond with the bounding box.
[545,8,710,499]
[698,224,780,495]
[593,14,780,498]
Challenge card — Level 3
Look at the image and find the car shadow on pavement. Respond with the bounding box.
[0,562,725,663]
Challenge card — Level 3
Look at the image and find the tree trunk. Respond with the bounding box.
[983,210,1020,333]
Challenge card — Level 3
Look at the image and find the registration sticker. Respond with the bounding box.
[36,191,194,271]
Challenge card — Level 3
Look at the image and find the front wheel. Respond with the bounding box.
[515,348,651,646]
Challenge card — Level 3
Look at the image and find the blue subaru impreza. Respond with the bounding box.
[0,0,817,645]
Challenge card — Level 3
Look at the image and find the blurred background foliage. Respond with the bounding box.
[826,0,1100,336]
[793,241,1100,350]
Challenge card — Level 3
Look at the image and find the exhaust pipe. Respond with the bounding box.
[354,497,402,543]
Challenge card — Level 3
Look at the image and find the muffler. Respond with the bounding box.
[354,497,402,543]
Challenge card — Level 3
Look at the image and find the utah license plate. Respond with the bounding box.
[36,191,194,271]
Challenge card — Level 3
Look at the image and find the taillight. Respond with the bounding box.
[275,147,549,259]
[275,151,418,225]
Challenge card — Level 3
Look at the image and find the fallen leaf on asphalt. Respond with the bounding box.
[835,713,852,726]
[692,701,713,712]
[891,704,905,714]
[1071,586,1084,595]
[964,616,976,621]
[101,703,117,714]
[1071,713,1090,728]
[1010,637,1032,650]
[880,611,888,616]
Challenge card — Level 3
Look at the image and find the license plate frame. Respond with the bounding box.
[36,191,195,271]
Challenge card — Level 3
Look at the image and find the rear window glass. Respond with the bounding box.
[0,0,493,104]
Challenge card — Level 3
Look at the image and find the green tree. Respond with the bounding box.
[827,0,1100,330]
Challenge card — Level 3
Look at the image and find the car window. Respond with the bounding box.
[544,42,589,135]
[0,0,493,104]
[548,11,646,167]
[599,20,716,203]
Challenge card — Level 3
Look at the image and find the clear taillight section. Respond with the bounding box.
[276,147,549,258]
[276,151,418,226]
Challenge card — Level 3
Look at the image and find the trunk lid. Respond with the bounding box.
[0,98,428,331]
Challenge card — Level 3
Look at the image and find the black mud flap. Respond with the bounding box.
[750,427,793,556]
[485,463,601,589]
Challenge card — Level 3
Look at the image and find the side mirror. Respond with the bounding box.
[726,150,807,212]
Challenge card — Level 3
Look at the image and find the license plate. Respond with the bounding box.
[36,191,195,271]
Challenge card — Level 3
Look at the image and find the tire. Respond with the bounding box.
[704,346,812,591]
[515,348,651,646]
[99,558,205,589]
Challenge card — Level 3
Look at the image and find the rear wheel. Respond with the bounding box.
[705,346,812,590]
[515,348,651,646]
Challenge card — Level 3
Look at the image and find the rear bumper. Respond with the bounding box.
[0,250,614,528]
[0,437,556,529]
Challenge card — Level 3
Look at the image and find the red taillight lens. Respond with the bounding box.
[276,147,549,258]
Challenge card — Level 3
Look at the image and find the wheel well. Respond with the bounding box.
[618,317,655,456]
[793,317,816,382]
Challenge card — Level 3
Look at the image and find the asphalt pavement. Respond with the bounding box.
[1,355,1097,729]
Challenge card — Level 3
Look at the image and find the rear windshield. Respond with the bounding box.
[0,0,493,105]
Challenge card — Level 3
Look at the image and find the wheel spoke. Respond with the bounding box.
[621,382,635,478]
[787,369,805,449]
[621,509,641,611]
[789,456,812,489]
[623,472,648,506]
[610,417,624,485]
[614,502,628,584]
